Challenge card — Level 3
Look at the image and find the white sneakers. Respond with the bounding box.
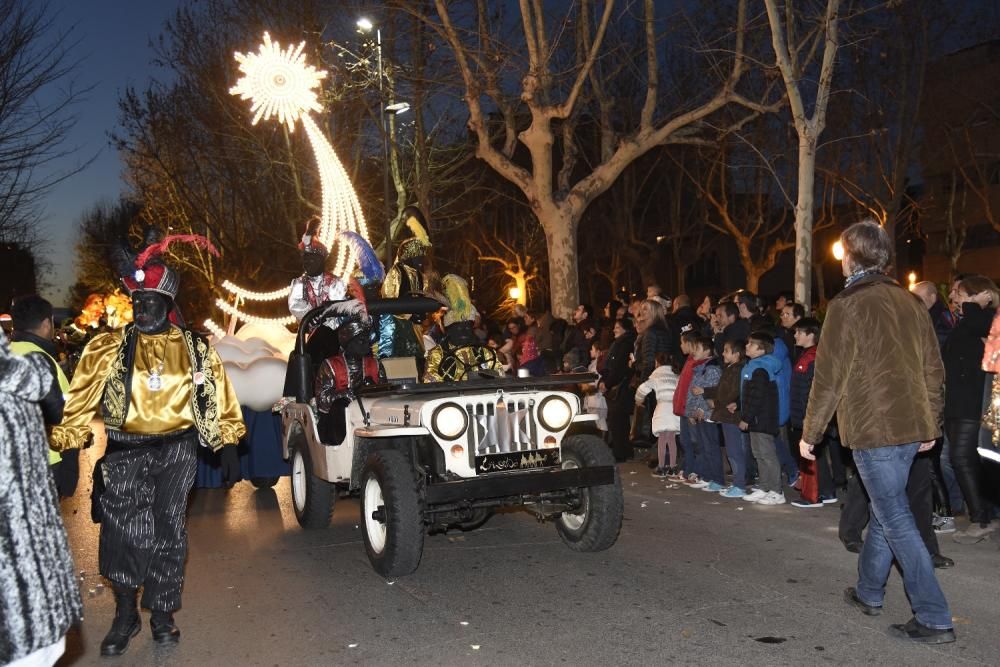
[755,491,786,505]
[742,489,785,505]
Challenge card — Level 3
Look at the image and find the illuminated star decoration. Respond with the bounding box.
[230,32,325,131]
[208,32,373,335]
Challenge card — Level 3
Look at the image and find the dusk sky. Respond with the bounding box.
[38,0,183,304]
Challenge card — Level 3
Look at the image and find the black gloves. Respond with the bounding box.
[55,448,80,498]
[220,446,241,486]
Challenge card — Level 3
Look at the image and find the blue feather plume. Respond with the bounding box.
[340,231,385,284]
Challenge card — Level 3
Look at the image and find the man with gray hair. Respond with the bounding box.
[801,220,954,644]
[911,281,955,347]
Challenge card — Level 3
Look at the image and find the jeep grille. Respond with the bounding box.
[464,398,538,458]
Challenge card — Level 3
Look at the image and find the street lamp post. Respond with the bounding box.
[358,18,394,264]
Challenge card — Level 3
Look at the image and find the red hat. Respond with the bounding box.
[121,234,219,298]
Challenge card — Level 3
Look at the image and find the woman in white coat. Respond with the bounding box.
[634,351,681,477]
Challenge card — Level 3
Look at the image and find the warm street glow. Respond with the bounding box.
[832,240,844,260]
[508,286,521,300]
[908,271,917,288]
[230,32,325,132]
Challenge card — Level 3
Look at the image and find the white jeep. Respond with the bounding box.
[279,301,624,577]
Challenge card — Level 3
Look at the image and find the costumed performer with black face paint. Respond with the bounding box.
[49,232,246,657]
[379,206,432,367]
[424,274,503,382]
[289,216,348,361]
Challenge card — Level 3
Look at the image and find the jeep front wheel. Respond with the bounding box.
[360,450,424,577]
[555,434,624,552]
[290,444,335,529]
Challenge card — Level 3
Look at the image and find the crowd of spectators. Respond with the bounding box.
[445,255,1000,554]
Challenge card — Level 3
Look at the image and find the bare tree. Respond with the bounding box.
[764,0,841,308]
[424,0,781,317]
[0,0,89,265]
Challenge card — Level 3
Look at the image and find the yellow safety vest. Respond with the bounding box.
[10,340,70,465]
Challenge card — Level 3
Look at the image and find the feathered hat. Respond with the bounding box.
[441,274,475,328]
[115,229,219,299]
[320,291,371,346]
[396,205,432,261]
[340,231,385,286]
[298,216,328,257]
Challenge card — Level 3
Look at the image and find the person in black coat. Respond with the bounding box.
[912,281,956,348]
[713,302,751,357]
[599,318,637,462]
[668,295,701,364]
[942,275,998,542]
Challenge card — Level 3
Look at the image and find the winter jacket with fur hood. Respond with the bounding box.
[0,331,82,663]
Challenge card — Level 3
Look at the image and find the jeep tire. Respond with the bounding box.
[555,434,624,552]
[290,444,335,529]
[360,450,424,577]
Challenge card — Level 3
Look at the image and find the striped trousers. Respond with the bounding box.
[98,433,197,611]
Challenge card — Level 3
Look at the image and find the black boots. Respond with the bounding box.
[100,587,141,656]
[150,610,181,644]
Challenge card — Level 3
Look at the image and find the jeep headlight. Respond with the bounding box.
[431,403,468,440]
[538,396,572,431]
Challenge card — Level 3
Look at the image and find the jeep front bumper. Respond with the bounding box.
[424,465,615,504]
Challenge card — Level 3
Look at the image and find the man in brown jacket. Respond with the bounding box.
[800,220,954,644]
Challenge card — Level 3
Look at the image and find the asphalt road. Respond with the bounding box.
[56,443,999,666]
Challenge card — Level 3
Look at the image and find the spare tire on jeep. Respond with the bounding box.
[555,434,624,551]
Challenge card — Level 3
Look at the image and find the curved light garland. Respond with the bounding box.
[215,32,372,331]
[203,318,227,339]
[221,280,291,301]
[215,298,297,327]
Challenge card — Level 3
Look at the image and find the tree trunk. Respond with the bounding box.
[794,136,817,308]
[541,211,580,319]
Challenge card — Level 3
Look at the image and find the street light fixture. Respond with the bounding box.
[831,240,844,261]
[356,17,399,264]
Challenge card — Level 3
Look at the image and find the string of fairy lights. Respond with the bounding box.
[204,32,372,335]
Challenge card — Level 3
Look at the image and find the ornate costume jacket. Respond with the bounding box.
[378,262,425,359]
[51,325,246,452]
[288,272,347,329]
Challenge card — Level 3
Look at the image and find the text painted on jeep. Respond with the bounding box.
[476,449,560,474]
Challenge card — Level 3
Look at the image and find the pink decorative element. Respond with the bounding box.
[135,234,219,268]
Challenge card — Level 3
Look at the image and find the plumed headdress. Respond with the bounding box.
[320,294,371,346]
[298,216,328,257]
[396,205,432,261]
[441,274,475,328]
[340,231,385,285]
[116,230,219,299]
